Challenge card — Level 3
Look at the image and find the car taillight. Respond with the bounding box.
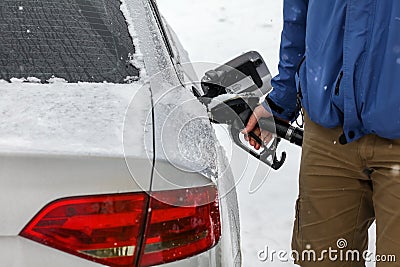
[139,186,221,267]
[20,185,221,267]
[20,193,148,267]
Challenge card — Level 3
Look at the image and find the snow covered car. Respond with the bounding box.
[0,0,241,266]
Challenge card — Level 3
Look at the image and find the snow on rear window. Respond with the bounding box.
[0,0,140,83]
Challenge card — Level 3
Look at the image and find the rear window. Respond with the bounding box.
[0,0,140,83]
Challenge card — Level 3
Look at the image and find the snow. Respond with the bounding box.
[0,82,150,157]
[157,1,376,266]
[120,0,147,79]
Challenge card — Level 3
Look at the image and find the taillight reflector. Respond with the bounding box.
[139,186,221,266]
[19,185,221,267]
[20,193,148,267]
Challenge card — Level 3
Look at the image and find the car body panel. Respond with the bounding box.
[0,237,221,267]
[153,244,221,267]
[126,0,219,188]
[0,237,101,267]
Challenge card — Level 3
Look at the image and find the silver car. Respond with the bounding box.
[0,0,241,266]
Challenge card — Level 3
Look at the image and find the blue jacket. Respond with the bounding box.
[265,0,400,142]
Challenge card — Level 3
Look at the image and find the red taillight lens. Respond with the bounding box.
[20,193,148,267]
[139,186,221,267]
[19,185,221,267]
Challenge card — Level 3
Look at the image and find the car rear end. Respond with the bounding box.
[0,82,152,267]
[0,83,222,267]
[0,0,240,266]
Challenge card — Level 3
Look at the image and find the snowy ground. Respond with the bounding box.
[157,1,376,266]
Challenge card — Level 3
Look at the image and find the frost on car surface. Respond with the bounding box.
[0,82,152,157]
[0,0,140,83]
[123,0,219,180]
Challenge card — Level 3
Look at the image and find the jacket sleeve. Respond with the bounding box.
[262,0,308,121]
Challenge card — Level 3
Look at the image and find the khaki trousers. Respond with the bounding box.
[293,115,400,266]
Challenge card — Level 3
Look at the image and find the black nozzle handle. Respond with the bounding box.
[230,127,286,170]
[258,117,303,147]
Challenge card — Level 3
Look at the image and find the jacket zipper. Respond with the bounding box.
[296,56,306,99]
[334,71,343,96]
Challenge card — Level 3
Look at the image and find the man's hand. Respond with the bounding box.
[241,105,274,150]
